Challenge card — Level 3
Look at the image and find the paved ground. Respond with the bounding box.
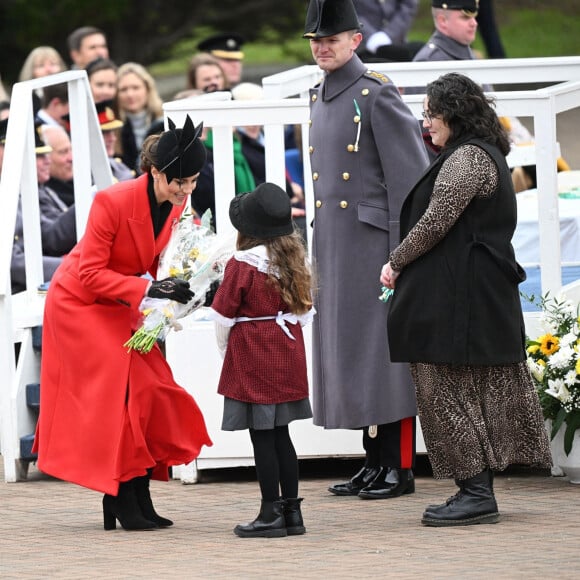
[1,458,579,579]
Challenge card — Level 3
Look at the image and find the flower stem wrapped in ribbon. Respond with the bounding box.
[124,209,235,353]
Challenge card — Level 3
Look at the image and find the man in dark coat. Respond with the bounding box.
[304,0,429,499]
[11,125,77,293]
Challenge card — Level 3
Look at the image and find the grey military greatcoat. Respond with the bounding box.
[308,54,429,429]
[412,29,474,62]
[354,0,419,45]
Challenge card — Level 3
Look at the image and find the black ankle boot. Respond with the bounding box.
[102,480,158,531]
[427,479,464,510]
[134,472,173,527]
[283,498,305,536]
[234,500,287,538]
[422,469,500,527]
[358,467,415,499]
[328,466,381,496]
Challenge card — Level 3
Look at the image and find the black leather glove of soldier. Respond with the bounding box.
[203,280,220,307]
[148,277,195,305]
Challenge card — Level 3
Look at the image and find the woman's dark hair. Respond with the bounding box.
[85,57,118,78]
[140,133,162,174]
[426,73,511,156]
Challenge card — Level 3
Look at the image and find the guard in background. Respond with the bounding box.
[197,32,245,87]
[303,0,429,499]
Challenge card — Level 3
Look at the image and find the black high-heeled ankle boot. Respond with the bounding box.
[102,479,159,531]
[134,471,173,527]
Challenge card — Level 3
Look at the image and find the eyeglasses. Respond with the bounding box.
[421,110,439,124]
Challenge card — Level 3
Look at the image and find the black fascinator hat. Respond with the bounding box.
[229,182,293,239]
[156,115,207,181]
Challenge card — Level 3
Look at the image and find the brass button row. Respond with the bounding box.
[315,200,349,209]
[312,172,350,181]
[310,145,356,153]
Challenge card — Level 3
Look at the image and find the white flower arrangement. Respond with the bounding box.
[525,292,580,455]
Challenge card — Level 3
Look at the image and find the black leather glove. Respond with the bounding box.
[148,278,194,304]
[203,280,220,307]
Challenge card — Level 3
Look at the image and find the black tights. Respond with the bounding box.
[249,426,299,501]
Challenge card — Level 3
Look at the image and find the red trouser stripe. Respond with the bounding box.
[400,416,415,469]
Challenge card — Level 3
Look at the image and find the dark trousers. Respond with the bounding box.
[362,417,416,469]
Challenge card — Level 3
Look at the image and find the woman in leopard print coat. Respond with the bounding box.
[380,73,551,527]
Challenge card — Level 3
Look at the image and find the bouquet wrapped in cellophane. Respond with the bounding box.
[124,209,236,353]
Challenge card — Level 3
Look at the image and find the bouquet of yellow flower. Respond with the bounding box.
[124,209,235,353]
[525,292,580,454]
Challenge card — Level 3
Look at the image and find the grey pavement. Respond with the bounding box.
[1,459,579,579]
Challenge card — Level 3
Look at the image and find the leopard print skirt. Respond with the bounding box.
[410,362,552,480]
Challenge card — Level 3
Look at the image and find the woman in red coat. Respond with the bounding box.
[34,116,212,531]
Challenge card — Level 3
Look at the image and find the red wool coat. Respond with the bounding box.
[33,174,212,495]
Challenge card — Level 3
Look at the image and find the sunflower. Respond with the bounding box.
[539,333,560,356]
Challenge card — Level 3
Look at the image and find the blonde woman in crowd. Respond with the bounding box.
[18,46,67,113]
[115,62,163,172]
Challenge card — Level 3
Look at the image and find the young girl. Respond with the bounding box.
[208,182,314,538]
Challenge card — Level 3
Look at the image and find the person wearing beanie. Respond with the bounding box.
[208,183,315,538]
[33,115,212,531]
[303,0,429,501]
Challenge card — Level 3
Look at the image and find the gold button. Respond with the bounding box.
[353,115,360,123]
[308,119,312,126]
[313,172,319,181]
[315,200,322,208]
[340,201,348,209]
[309,145,314,154]
[311,94,317,102]
[342,173,350,181]
[347,144,354,152]
[362,88,369,96]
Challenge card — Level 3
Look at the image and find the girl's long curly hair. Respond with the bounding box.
[426,72,511,156]
[237,230,314,315]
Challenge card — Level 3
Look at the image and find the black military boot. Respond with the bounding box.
[283,497,306,536]
[358,467,415,499]
[427,479,464,511]
[328,466,381,496]
[421,469,500,527]
[234,499,287,538]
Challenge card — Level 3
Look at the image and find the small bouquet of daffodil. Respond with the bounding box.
[124,209,235,353]
[525,292,580,454]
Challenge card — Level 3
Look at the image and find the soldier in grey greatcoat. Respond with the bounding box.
[304,0,429,499]
[354,0,422,62]
[412,0,479,63]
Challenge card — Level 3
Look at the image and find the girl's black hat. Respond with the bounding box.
[229,182,293,239]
